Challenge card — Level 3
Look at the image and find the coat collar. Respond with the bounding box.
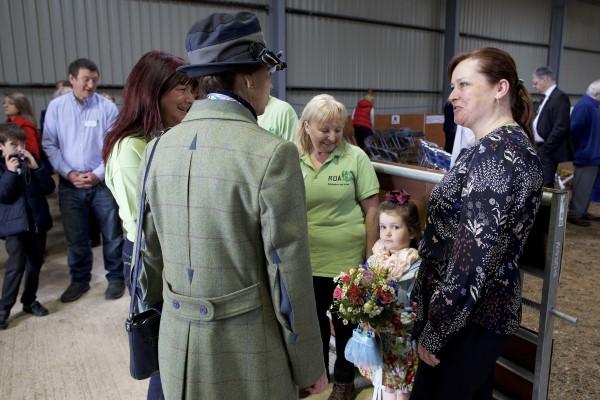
[183,98,257,125]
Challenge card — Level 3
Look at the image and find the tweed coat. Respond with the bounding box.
[136,99,324,399]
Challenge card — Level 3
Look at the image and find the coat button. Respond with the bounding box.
[199,304,208,315]
[172,300,180,309]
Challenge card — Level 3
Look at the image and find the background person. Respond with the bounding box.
[352,89,375,149]
[297,93,379,400]
[531,66,573,187]
[410,48,544,399]
[0,124,55,330]
[42,58,124,303]
[257,94,298,142]
[3,93,42,160]
[136,12,327,399]
[567,79,600,226]
[103,50,196,400]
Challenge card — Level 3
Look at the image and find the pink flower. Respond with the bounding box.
[333,286,343,300]
[361,269,375,285]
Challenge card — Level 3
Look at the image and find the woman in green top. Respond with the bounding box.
[101,50,197,400]
[297,94,380,399]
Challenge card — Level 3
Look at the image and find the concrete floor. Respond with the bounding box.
[0,192,374,400]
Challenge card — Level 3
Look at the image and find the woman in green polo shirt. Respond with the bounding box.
[297,94,380,399]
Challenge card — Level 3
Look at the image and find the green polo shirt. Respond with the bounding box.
[301,144,379,278]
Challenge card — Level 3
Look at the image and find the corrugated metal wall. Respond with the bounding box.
[459,0,551,92]
[1,0,599,121]
[0,0,268,121]
[562,0,600,96]
[285,0,444,114]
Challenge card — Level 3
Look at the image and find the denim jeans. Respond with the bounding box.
[58,179,123,283]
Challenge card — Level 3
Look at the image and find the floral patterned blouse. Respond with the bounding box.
[412,124,544,355]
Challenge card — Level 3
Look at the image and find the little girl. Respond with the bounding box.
[361,190,421,400]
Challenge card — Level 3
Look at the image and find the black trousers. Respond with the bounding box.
[0,231,46,315]
[353,125,373,150]
[313,276,356,383]
[410,323,506,400]
[537,149,559,188]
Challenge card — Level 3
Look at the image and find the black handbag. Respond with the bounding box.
[125,133,164,380]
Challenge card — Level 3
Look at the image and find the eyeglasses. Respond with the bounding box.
[249,43,287,73]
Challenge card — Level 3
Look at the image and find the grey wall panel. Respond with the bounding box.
[0,0,268,85]
[565,0,600,50]
[287,0,444,30]
[561,49,600,95]
[459,38,548,89]
[461,0,551,44]
[287,91,442,117]
[287,15,443,91]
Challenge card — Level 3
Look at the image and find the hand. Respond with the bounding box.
[79,172,100,188]
[4,153,20,173]
[20,149,38,170]
[417,343,440,367]
[302,370,328,395]
[67,171,85,188]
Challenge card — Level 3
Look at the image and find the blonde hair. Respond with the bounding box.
[295,94,348,156]
[4,92,36,125]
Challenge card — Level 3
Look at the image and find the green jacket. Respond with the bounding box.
[136,99,324,399]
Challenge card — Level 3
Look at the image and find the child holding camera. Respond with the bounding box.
[0,123,55,329]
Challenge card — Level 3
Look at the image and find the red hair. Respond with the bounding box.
[448,47,534,142]
[102,50,197,162]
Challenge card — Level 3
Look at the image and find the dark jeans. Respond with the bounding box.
[0,231,46,315]
[148,372,164,400]
[313,276,356,383]
[58,179,123,284]
[410,323,506,400]
[353,125,373,150]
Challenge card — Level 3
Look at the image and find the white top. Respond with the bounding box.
[450,125,476,167]
[532,84,557,144]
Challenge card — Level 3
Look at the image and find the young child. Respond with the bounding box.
[361,190,422,400]
[0,123,55,330]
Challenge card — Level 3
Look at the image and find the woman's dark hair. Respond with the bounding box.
[195,65,262,98]
[102,50,197,162]
[379,200,422,249]
[448,47,534,143]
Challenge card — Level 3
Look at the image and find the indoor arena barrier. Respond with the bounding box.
[372,161,578,400]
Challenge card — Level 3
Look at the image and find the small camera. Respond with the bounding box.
[8,153,26,163]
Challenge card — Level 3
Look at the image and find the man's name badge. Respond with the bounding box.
[84,120,98,128]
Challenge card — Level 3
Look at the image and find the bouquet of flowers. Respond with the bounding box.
[330,262,414,331]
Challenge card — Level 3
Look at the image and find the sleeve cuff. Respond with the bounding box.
[418,321,446,355]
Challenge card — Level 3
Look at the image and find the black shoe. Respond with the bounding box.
[0,313,8,330]
[23,301,49,317]
[299,388,311,398]
[60,282,91,303]
[328,382,355,400]
[583,213,600,221]
[105,280,125,300]
[567,216,591,227]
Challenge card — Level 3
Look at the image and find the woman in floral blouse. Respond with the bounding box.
[410,47,544,399]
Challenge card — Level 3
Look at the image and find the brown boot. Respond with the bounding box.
[328,382,355,400]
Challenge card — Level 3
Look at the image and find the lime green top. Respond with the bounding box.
[300,144,379,277]
[257,95,298,142]
[105,136,147,241]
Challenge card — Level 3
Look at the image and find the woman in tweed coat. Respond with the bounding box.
[135,12,327,400]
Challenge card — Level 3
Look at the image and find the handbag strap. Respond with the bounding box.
[128,130,168,317]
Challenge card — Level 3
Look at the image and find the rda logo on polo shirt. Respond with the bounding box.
[328,170,353,186]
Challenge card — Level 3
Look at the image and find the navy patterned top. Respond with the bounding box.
[412,124,544,355]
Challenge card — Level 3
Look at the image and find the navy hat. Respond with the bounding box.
[178,12,286,78]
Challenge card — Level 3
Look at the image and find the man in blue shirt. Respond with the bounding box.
[42,58,124,302]
[568,79,600,227]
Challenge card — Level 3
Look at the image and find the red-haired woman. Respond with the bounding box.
[410,48,544,399]
[102,50,197,400]
[3,93,41,159]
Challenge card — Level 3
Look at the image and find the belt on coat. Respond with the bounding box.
[163,281,262,322]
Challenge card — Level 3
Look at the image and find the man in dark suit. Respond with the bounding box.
[532,66,573,187]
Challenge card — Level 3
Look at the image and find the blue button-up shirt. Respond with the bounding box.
[42,92,118,180]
